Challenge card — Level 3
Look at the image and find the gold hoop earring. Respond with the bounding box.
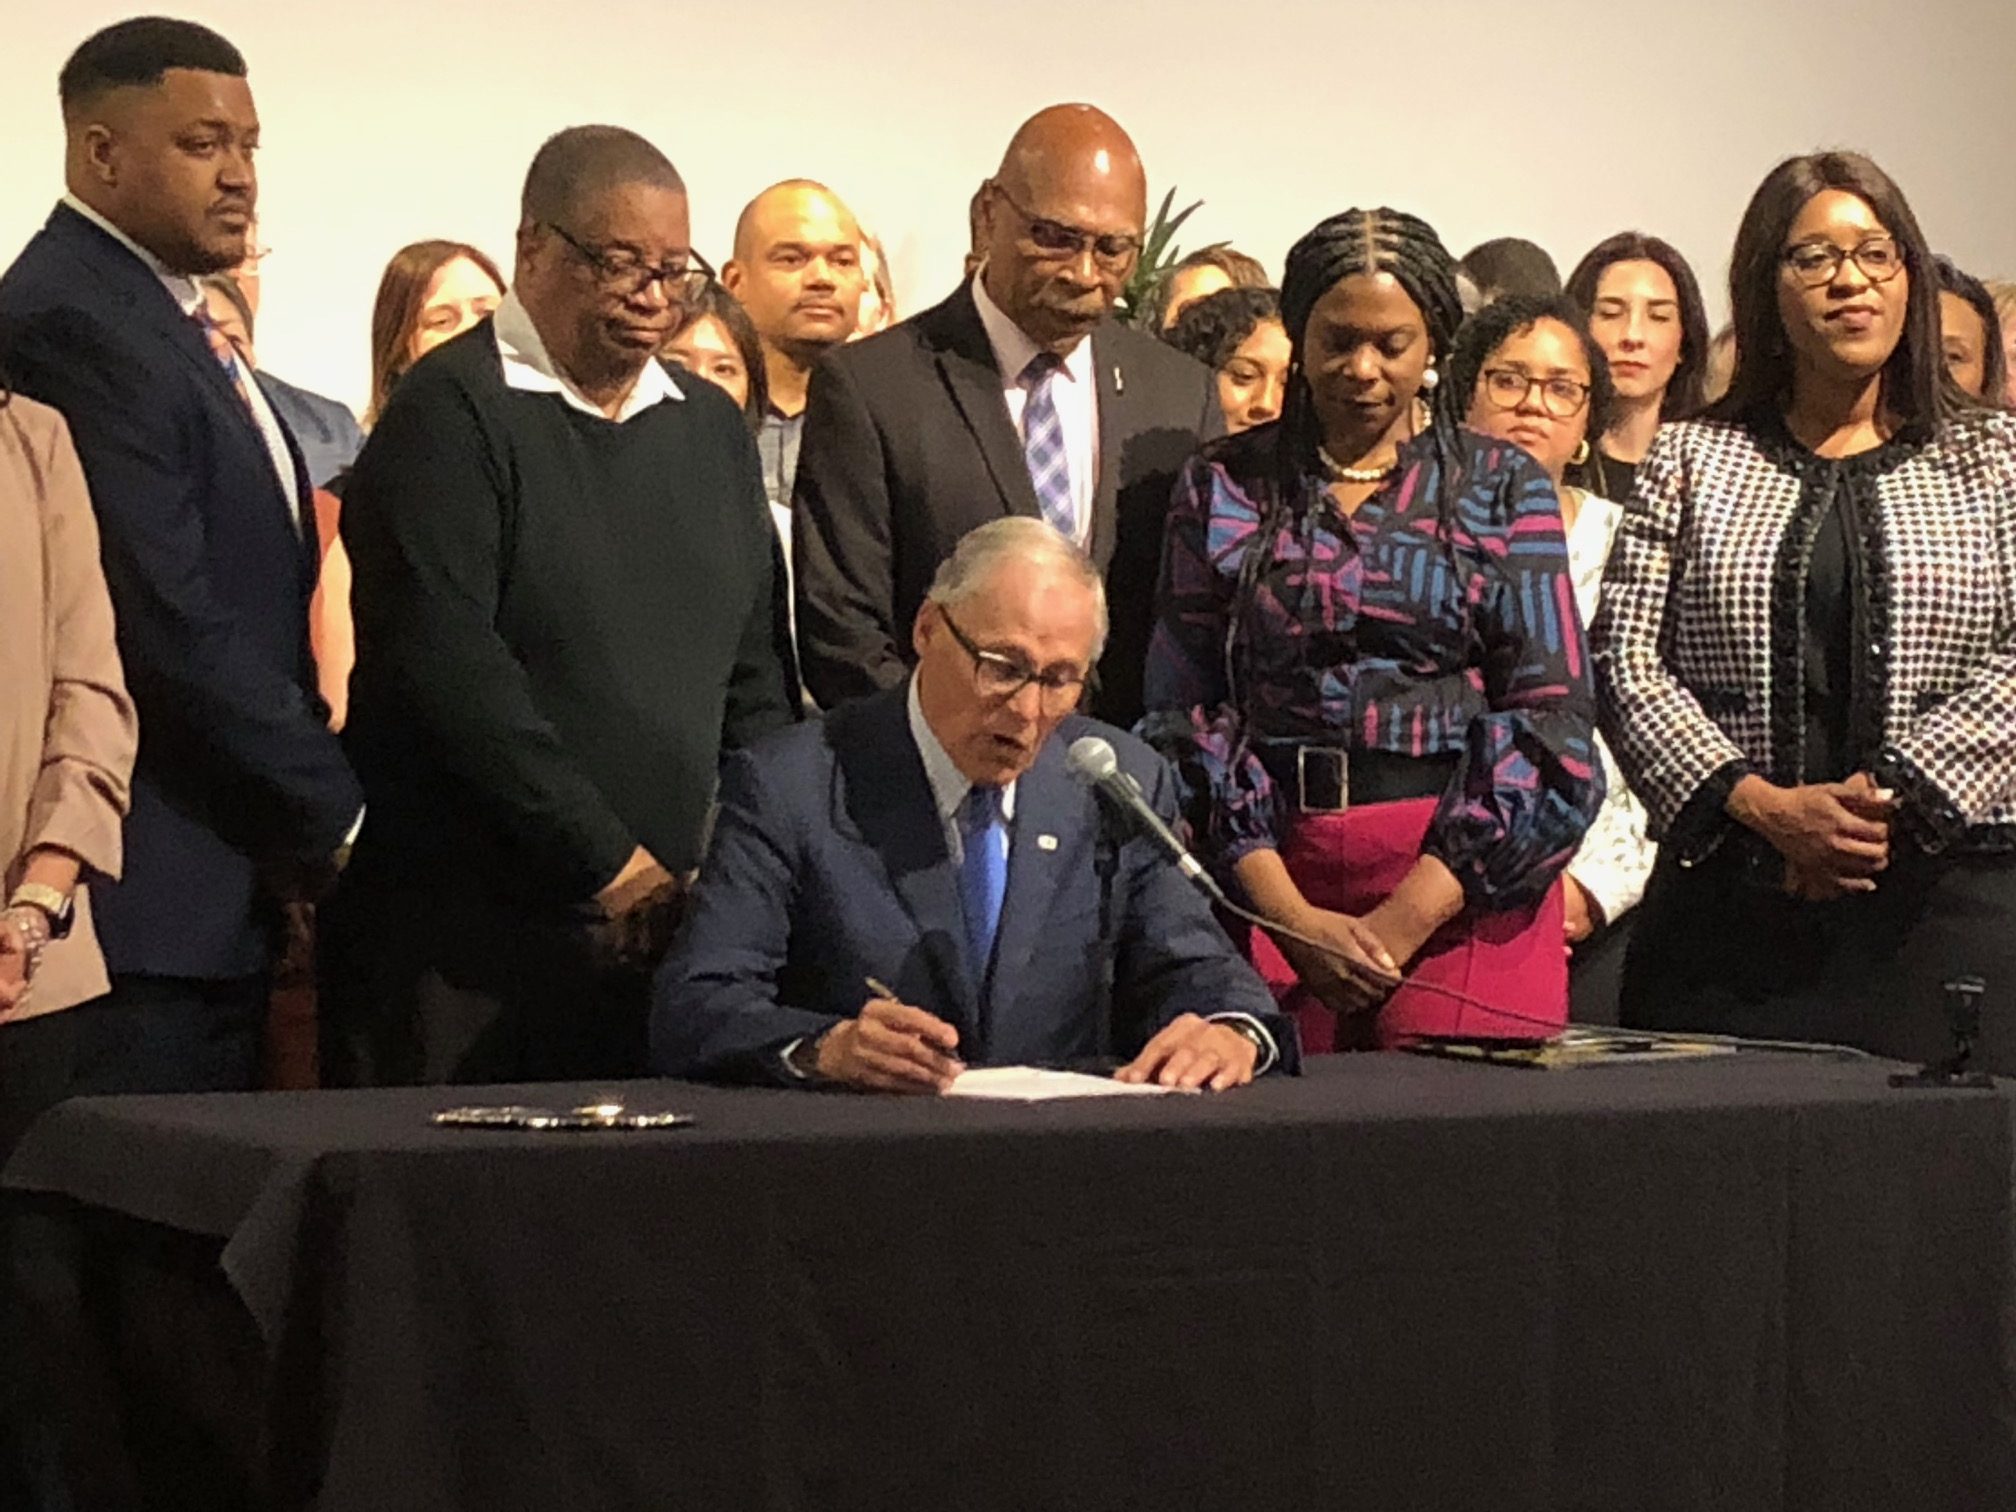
[1571,439,1591,466]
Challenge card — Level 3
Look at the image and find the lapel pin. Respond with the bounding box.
[1037,834,1059,851]
[1113,366,1124,394]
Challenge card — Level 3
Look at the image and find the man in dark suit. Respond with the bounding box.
[654,518,1294,1092]
[792,104,1221,727]
[323,126,796,1086]
[0,17,362,1093]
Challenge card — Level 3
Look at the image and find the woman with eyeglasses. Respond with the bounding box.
[1140,209,1603,1053]
[1594,151,2016,1068]
[1446,294,1655,1024]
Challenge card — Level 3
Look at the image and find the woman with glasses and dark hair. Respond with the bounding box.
[1445,295,1653,1023]
[1594,151,2016,1069]
[1140,209,1603,1053]
[1563,233,1712,504]
[1934,255,2008,404]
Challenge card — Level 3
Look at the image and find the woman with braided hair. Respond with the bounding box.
[1139,209,1603,1052]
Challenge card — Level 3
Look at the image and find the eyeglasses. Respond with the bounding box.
[1478,367,1592,420]
[939,608,1090,712]
[548,223,716,305]
[989,183,1142,273]
[1780,237,1905,289]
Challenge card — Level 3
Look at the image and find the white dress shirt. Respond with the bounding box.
[908,673,1018,856]
[492,289,683,422]
[970,273,1098,548]
[61,194,303,534]
[1563,488,1656,925]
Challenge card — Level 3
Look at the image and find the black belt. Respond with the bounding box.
[1252,742,1460,813]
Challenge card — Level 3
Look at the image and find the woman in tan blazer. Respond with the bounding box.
[0,388,137,1132]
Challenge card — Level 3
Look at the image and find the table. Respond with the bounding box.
[6,1053,2015,1512]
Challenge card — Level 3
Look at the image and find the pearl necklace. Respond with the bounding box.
[1319,400,1432,484]
[1317,445,1395,484]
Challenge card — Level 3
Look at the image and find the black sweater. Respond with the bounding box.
[341,322,795,904]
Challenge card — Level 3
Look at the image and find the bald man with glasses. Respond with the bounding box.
[791,104,1222,729]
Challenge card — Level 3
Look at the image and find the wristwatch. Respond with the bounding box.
[7,884,73,940]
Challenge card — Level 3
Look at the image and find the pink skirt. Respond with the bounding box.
[1246,798,1567,1053]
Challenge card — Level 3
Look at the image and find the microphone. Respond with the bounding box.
[1064,735,1876,1057]
[1066,735,1228,906]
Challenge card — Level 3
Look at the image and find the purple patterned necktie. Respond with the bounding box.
[192,306,258,421]
[1020,352,1076,539]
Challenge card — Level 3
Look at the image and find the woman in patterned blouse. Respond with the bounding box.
[1139,210,1603,1052]
[1594,151,2016,1069]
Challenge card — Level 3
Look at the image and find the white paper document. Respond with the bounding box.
[944,1066,1193,1101]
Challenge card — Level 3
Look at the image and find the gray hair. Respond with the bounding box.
[925,517,1109,661]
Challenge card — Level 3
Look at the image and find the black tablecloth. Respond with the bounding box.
[7,1054,2016,1511]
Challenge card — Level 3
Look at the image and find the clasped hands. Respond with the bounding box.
[809,995,1260,1094]
[587,847,688,969]
[1728,772,1896,902]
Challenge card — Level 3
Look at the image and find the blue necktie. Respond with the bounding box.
[1020,353,1077,539]
[957,784,1008,989]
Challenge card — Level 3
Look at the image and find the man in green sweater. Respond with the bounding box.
[323,125,797,1085]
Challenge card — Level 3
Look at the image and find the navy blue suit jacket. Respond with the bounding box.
[651,684,1295,1084]
[260,372,364,489]
[0,205,362,978]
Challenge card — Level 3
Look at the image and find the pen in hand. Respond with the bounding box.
[859,975,965,1088]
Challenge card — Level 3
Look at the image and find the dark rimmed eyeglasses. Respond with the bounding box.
[939,607,1090,713]
[1478,366,1592,420]
[989,183,1142,273]
[548,223,716,304]
[1780,237,1905,289]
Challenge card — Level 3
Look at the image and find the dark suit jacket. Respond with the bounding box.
[792,283,1220,726]
[650,683,1295,1084]
[0,204,361,979]
[260,371,364,489]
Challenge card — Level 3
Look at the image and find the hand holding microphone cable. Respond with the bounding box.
[1066,736,1437,1017]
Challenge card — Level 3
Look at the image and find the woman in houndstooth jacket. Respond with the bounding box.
[1594,151,2016,1069]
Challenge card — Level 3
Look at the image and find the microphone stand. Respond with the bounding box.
[1890,976,1998,1089]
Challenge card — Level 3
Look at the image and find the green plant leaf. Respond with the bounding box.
[1118,187,1207,327]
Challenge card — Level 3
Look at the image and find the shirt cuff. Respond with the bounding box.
[1566,862,1635,929]
[1207,1011,1278,1075]
[778,1035,831,1083]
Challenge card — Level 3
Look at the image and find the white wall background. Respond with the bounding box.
[4,0,2011,413]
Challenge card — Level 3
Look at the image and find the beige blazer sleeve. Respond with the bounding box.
[2,397,138,1017]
